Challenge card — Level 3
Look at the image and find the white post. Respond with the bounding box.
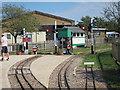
[23,28,26,54]
[54,20,57,54]
[91,18,94,54]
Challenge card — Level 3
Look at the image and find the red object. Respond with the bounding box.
[67,38,70,41]
[81,27,88,29]
[23,38,31,42]
[67,46,71,48]
[45,29,51,32]
[33,48,37,50]
[67,46,71,49]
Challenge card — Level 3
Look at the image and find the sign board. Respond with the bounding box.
[45,29,51,32]
[33,46,37,51]
[81,27,88,29]
[67,46,71,49]
[84,62,94,65]
[23,38,31,42]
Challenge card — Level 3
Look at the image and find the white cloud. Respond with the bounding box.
[2,0,120,2]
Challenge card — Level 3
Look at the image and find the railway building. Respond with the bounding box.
[58,26,86,48]
[86,28,107,39]
[63,26,86,47]
[2,10,75,44]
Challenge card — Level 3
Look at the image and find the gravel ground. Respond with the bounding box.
[49,54,107,89]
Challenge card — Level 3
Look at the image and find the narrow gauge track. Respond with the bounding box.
[8,56,47,90]
[85,65,96,90]
[58,53,88,90]
[57,48,110,90]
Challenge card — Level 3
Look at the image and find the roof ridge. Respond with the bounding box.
[32,10,75,22]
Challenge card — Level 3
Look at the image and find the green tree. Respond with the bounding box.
[77,16,91,28]
[2,4,41,43]
[102,2,120,33]
[77,16,106,30]
[93,17,106,28]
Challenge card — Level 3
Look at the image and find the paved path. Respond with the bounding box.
[0,55,35,89]
[30,55,71,88]
[0,55,71,89]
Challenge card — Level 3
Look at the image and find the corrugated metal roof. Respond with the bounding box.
[63,26,85,33]
[92,28,107,31]
[106,32,119,34]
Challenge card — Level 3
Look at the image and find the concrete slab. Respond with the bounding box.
[0,55,35,89]
[30,55,71,88]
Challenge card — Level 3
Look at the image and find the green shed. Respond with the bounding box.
[58,28,71,38]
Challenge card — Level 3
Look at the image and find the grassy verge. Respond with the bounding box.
[81,49,120,88]
[73,43,111,55]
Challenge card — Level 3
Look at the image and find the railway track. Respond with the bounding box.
[58,53,88,90]
[85,66,96,90]
[57,49,110,89]
[8,56,47,89]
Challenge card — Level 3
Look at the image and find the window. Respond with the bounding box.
[7,34,11,39]
[77,33,79,37]
[81,33,83,37]
[94,32,100,36]
[73,33,76,37]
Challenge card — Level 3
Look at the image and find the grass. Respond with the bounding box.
[81,49,120,88]
[73,43,111,55]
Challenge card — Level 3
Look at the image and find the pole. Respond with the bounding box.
[91,18,94,54]
[54,20,57,54]
[23,28,26,53]
[118,1,120,37]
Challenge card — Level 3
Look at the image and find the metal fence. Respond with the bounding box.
[8,40,57,53]
[86,37,119,46]
[112,38,120,62]
[86,38,105,46]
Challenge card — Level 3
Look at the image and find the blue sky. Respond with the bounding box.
[2,2,110,24]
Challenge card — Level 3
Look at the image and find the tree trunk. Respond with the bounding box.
[14,36,17,43]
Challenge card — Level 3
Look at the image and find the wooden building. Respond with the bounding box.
[86,28,107,39]
[64,26,86,46]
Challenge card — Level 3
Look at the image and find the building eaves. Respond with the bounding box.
[32,11,75,23]
[63,26,85,33]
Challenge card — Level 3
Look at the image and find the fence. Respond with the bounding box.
[86,38,105,46]
[8,40,57,53]
[112,38,120,62]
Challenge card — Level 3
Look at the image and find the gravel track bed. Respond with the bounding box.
[48,55,75,88]
[49,52,108,89]
[8,56,47,89]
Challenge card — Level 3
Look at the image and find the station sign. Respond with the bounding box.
[23,38,31,42]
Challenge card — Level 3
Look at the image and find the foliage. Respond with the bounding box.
[77,16,106,30]
[77,16,91,28]
[2,4,41,43]
[102,2,120,33]
[82,50,120,88]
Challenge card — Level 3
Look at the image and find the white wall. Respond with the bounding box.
[3,32,46,44]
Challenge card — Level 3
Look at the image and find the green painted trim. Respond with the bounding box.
[72,43,86,46]
[72,37,85,38]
